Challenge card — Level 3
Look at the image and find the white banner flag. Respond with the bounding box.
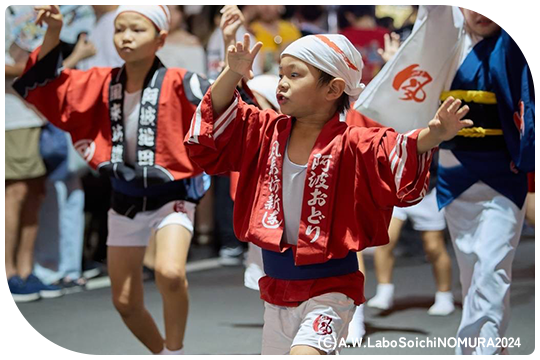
[354,6,465,133]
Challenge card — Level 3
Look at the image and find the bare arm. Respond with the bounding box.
[417,97,472,154]
[62,34,96,69]
[211,33,262,116]
[34,5,63,61]
[5,64,26,77]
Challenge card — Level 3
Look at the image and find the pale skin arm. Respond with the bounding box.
[211,34,262,116]
[416,97,473,154]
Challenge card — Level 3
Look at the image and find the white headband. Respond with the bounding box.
[282,34,365,102]
[115,5,171,32]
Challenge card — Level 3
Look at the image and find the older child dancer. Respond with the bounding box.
[14,5,210,354]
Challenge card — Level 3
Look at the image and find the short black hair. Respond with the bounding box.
[317,70,350,114]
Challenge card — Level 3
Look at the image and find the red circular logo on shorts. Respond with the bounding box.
[313,315,333,335]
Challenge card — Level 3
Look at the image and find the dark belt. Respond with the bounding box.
[262,249,358,280]
[439,96,505,152]
[110,179,189,219]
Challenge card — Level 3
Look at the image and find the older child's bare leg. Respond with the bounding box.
[368,217,404,310]
[154,224,192,352]
[422,230,454,315]
[108,246,164,353]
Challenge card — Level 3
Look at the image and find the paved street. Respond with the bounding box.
[15,235,535,355]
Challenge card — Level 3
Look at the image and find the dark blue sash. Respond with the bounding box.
[262,248,358,280]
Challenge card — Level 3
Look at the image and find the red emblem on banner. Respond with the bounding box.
[313,315,333,335]
[513,100,525,138]
[392,64,433,103]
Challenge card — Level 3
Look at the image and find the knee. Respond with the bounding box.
[112,295,143,318]
[155,266,188,293]
[424,244,442,261]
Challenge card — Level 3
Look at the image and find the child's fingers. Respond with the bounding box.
[460,119,474,128]
[228,44,237,54]
[34,5,51,12]
[447,99,462,114]
[34,10,46,25]
[438,96,454,113]
[251,41,263,58]
[455,105,470,120]
[243,33,250,51]
[236,41,244,52]
[383,33,390,48]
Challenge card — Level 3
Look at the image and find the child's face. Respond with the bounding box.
[114,12,166,63]
[462,9,500,38]
[277,55,328,118]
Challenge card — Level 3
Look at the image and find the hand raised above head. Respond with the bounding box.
[34,5,63,30]
[227,33,263,80]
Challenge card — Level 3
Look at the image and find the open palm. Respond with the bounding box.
[429,97,473,141]
[227,33,262,80]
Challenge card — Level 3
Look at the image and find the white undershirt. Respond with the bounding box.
[123,90,142,166]
[282,143,308,246]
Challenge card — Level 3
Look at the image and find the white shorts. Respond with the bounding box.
[392,189,446,231]
[107,200,196,247]
[262,293,356,355]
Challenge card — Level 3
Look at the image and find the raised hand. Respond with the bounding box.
[429,97,473,142]
[377,32,401,63]
[220,5,245,45]
[72,34,96,61]
[227,33,262,80]
[34,5,63,30]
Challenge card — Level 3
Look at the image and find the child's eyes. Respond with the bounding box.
[290,72,299,78]
[278,74,283,79]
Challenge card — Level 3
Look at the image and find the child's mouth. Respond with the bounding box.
[277,94,288,105]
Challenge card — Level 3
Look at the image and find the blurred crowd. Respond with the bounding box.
[5,5,533,303]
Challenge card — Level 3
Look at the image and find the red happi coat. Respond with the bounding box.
[13,43,208,182]
[186,88,433,305]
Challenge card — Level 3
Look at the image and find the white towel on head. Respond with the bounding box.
[281,34,365,101]
[115,5,171,32]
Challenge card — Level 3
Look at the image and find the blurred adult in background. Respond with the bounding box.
[293,5,327,37]
[338,5,389,84]
[249,5,301,74]
[157,5,206,74]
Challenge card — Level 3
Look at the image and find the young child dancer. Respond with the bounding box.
[185,32,472,354]
[436,9,535,355]
[14,5,211,355]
